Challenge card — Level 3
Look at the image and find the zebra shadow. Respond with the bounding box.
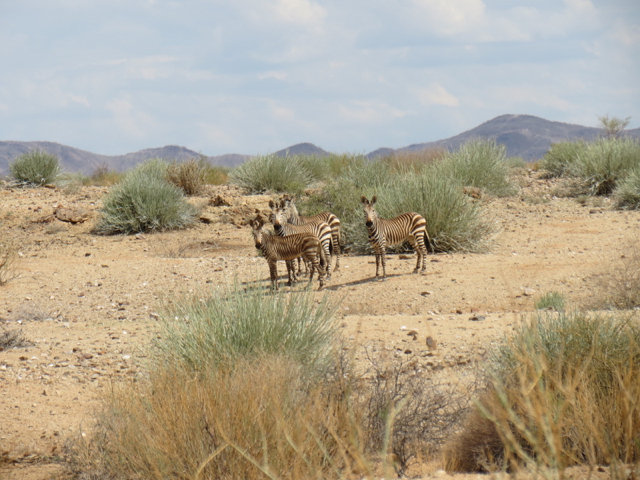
[324,273,405,290]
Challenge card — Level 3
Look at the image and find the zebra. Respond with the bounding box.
[249,214,327,290]
[361,195,432,280]
[280,194,342,271]
[269,199,333,281]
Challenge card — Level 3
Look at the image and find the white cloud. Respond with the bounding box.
[275,0,326,25]
[416,84,460,107]
[258,71,288,80]
[106,98,157,138]
[410,0,486,37]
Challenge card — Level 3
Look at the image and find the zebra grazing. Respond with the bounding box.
[361,195,432,280]
[269,199,333,281]
[281,194,342,271]
[249,214,327,290]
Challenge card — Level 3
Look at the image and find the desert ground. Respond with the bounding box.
[1,170,639,479]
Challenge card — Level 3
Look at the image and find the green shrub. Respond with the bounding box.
[83,163,122,186]
[534,291,565,311]
[95,159,197,235]
[305,160,495,254]
[155,281,341,377]
[230,154,314,195]
[447,311,640,474]
[540,141,586,179]
[613,164,640,210]
[436,139,516,197]
[569,137,640,195]
[9,149,62,186]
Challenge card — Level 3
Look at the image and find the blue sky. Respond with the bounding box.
[1,0,638,156]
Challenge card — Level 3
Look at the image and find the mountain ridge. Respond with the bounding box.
[2,114,639,176]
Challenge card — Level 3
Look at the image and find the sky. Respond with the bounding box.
[1,0,638,157]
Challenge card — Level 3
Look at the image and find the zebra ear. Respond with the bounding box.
[371,195,377,204]
[361,196,368,205]
[279,198,286,208]
[268,200,275,209]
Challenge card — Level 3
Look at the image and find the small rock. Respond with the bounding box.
[54,207,89,224]
[420,291,432,296]
[523,287,535,296]
[426,336,437,350]
[398,254,412,260]
[406,330,418,340]
[469,315,486,322]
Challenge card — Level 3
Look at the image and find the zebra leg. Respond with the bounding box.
[268,261,279,290]
[323,241,332,281]
[409,238,422,274]
[285,260,297,286]
[332,232,341,271]
[380,249,387,280]
[308,254,325,290]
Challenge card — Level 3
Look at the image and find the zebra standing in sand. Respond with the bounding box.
[249,214,327,290]
[281,194,342,271]
[269,199,333,281]
[361,195,432,280]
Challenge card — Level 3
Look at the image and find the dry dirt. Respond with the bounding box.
[0,172,639,479]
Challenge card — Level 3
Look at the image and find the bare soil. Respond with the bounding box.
[1,172,638,479]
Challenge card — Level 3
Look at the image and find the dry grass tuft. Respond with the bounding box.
[166,158,206,196]
[0,325,32,350]
[600,243,640,309]
[0,242,18,285]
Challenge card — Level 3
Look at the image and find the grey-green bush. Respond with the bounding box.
[155,281,341,378]
[95,159,197,235]
[613,164,640,210]
[305,160,495,254]
[569,137,640,195]
[9,149,62,186]
[540,141,586,179]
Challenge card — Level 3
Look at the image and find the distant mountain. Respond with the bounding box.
[0,142,250,176]
[274,142,330,157]
[2,115,639,176]
[369,114,640,161]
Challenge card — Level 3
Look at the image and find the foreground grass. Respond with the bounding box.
[445,310,640,477]
[9,149,62,186]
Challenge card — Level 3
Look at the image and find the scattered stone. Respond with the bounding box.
[523,287,535,296]
[426,336,437,350]
[469,315,486,322]
[54,207,90,224]
[420,291,432,296]
[398,254,413,260]
[406,330,418,340]
[210,194,233,207]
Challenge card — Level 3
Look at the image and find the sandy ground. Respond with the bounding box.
[0,171,639,479]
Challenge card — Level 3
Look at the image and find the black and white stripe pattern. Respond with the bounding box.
[281,195,341,271]
[269,200,333,280]
[361,195,432,280]
[249,215,326,290]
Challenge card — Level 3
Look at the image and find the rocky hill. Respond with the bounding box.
[2,114,638,176]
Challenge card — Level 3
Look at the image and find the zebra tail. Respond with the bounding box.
[424,230,434,254]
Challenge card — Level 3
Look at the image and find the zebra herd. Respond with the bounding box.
[249,194,432,290]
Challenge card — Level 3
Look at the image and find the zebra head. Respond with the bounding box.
[281,195,299,221]
[361,195,378,228]
[270,200,287,233]
[249,214,267,249]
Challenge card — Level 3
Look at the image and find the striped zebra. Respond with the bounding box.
[281,194,342,271]
[361,195,432,280]
[249,214,327,290]
[269,199,333,281]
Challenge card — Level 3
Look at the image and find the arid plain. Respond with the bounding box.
[1,170,639,479]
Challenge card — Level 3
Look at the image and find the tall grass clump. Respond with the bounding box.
[569,137,640,195]
[82,163,123,186]
[436,139,516,197]
[445,310,640,476]
[230,153,314,195]
[9,149,62,186]
[94,158,197,234]
[613,164,640,210]
[155,281,341,376]
[166,158,206,195]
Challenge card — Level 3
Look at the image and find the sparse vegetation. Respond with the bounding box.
[600,243,640,309]
[84,163,122,186]
[534,291,565,311]
[598,114,631,139]
[94,158,198,234]
[0,325,31,350]
[445,310,640,476]
[9,149,62,186]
